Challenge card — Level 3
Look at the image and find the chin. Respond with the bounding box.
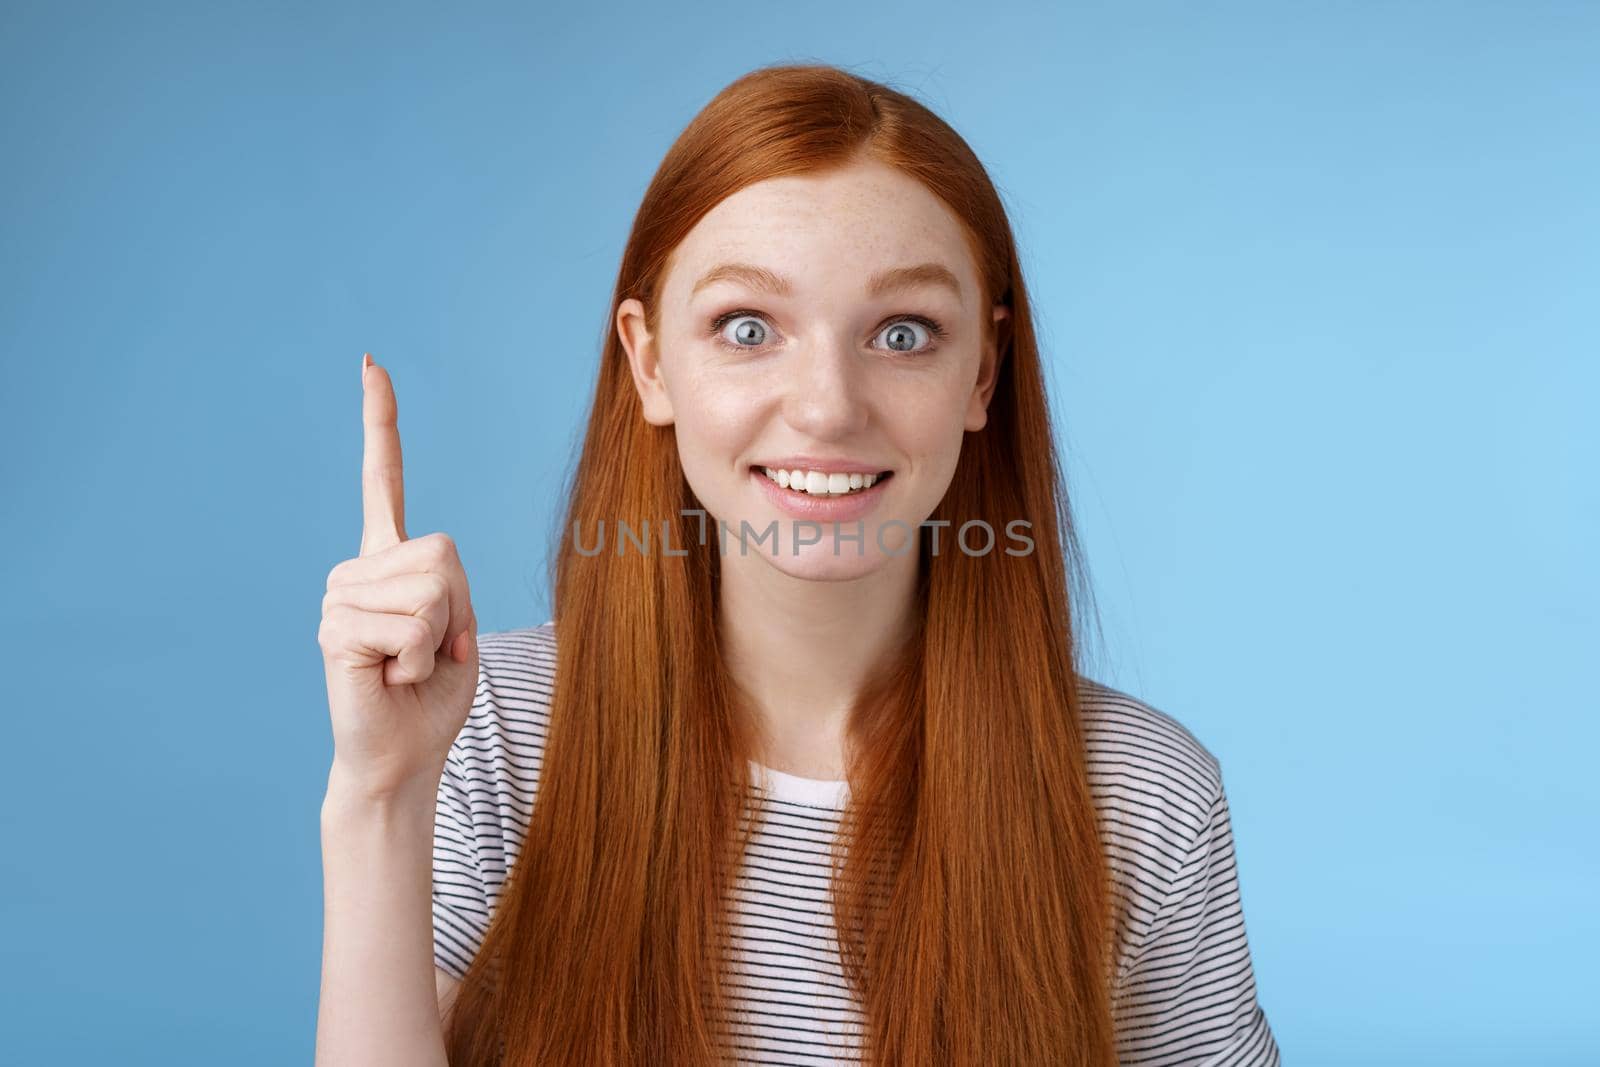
[759,545,895,582]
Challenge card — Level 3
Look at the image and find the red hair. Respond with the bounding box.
[444,62,1119,1065]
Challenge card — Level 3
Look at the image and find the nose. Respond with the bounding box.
[780,335,870,440]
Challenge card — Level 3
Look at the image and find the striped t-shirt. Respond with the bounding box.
[431,622,1280,1065]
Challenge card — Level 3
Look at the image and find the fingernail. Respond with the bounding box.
[361,352,373,386]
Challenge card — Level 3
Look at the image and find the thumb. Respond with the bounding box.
[451,609,478,663]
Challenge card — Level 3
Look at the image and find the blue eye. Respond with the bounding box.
[717,313,770,348]
[708,309,949,355]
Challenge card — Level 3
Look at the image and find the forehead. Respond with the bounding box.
[664,160,979,302]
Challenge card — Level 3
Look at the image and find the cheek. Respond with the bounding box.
[891,382,970,453]
[882,383,974,508]
[668,372,768,466]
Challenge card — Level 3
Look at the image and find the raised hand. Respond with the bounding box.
[317,353,479,799]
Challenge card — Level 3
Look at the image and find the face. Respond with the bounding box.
[616,157,1009,581]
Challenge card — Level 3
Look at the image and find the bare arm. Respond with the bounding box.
[315,767,451,1067]
[436,966,462,1022]
[314,354,481,1065]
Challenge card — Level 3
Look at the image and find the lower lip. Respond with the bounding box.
[751,467,893,523]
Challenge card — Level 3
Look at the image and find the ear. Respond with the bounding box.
[965,303,1011,432]
[616,297,675,426]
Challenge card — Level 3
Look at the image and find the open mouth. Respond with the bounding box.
[752,466,894,497]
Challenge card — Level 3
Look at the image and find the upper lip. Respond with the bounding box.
[752,456,893,475]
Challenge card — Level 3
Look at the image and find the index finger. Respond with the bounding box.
[360,352,408,556]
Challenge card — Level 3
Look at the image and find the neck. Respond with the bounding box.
[716,548,919,781]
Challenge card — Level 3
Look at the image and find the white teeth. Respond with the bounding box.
[759,467,888,496]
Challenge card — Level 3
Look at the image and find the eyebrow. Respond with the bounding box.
[690,261,964,305]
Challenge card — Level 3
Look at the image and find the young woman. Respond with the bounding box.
[316,63,1280,1066]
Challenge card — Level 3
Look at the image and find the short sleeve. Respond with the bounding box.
[1113,782,1281,1066]
[430,657,502,981]
[428,627,551,981]
[431,751,493,980]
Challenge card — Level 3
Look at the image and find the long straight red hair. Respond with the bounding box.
[443,62,1119,1065]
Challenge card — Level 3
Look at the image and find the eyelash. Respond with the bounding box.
[707,308,949,355]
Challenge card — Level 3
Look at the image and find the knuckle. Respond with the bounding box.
[405,615,434,651]
[316,614,339,651]
[426,531,459,562]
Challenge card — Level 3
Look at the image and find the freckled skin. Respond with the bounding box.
[615,158,1009,582]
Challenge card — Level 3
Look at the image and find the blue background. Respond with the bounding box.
[3,1,1595,1062]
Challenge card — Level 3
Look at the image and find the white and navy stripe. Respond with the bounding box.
[431,623,1279,1065]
